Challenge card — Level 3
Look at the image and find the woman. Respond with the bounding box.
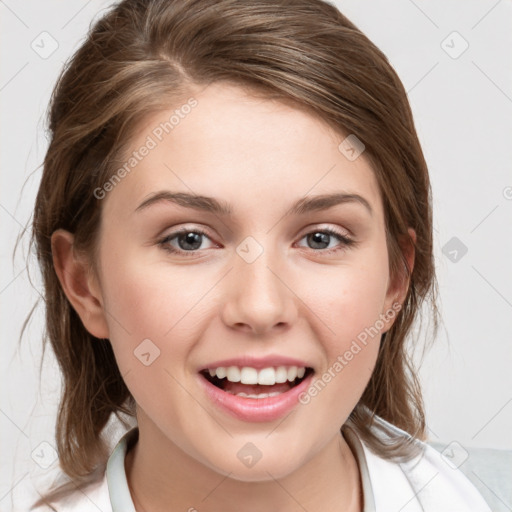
[29,0,495,510]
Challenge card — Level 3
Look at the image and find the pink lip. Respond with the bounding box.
[197,371,314,423]
[198,355,312,371]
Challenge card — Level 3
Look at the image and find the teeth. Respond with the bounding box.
[215,367,227,379]
[258,367,276,385]
[225,391,284,398]
[287,366,297,381]
[275,366,288,383]
[226,366,241,382]
[208,365,308,385]
[240,367,259,384]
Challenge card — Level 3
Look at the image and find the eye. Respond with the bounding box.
[158,226,356,257]
[296,227,355,254]
[158,228,216,256]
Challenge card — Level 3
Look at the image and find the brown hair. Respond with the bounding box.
[28,0,438,507]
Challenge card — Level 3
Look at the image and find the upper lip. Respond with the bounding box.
[199,355,314,372]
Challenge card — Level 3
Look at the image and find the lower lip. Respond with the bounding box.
[198,373,314,423]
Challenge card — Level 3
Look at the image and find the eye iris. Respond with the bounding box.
[308,232,330,249]
[179,232,202,250]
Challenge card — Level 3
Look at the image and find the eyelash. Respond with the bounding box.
[157,227,356,257]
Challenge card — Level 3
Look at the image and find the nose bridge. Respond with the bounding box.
[222,236,295,334]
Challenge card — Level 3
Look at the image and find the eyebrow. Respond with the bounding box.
[134,190,373,217]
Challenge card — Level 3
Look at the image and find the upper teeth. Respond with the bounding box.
[207,366,306,385]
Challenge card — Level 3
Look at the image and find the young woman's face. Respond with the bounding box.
[93,82,403,480]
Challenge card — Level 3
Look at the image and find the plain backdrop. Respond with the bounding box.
[1,0,511,509]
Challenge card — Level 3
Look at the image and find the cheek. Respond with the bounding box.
[296,263,388,420]
[303,256,390,346]
[100,230,215,329]
[297,249,390,392]
[98,257,203,417]
[97,251,197,370]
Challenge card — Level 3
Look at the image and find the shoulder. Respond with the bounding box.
[427,440,512,512]
[30,426,139,512]
[30,471,111,512]
[348,415,509,511]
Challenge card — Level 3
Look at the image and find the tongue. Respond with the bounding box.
[223,380,293,395]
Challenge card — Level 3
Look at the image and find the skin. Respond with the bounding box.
[52,82,414,512]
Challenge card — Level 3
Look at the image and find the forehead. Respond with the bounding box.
[102,82,383,222]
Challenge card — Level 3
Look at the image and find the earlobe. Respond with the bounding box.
[51,229,109,339]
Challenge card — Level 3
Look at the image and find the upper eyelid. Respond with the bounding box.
[159,225,353,248]
[297,223,352,238]
[160,223,352,238]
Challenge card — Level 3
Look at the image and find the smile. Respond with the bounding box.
[201,365,312,398]
[198,362,315,422]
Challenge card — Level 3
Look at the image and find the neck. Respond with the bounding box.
[125,420,362,512]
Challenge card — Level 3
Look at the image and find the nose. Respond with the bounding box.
[221,244,298,336]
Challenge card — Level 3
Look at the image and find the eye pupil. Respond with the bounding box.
[179,232,202,250]
[308,232,330,249]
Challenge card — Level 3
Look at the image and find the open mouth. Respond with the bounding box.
[199,366,315,399]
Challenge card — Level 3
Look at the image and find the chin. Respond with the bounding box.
[204,453,302,483]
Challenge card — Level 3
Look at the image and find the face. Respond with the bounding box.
[88,82,403,480]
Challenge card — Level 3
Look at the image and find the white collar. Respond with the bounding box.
[344,419,492,512]
[44,417,491,511]
[105,421,490,512]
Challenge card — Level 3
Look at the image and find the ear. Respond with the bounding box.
[381,227,416,332]
[51,229,109,339]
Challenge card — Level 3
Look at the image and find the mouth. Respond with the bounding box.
[199,365,315,399]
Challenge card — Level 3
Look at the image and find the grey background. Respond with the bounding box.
[1,0,511,509]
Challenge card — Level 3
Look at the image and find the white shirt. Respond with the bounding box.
[34,417,495,511]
